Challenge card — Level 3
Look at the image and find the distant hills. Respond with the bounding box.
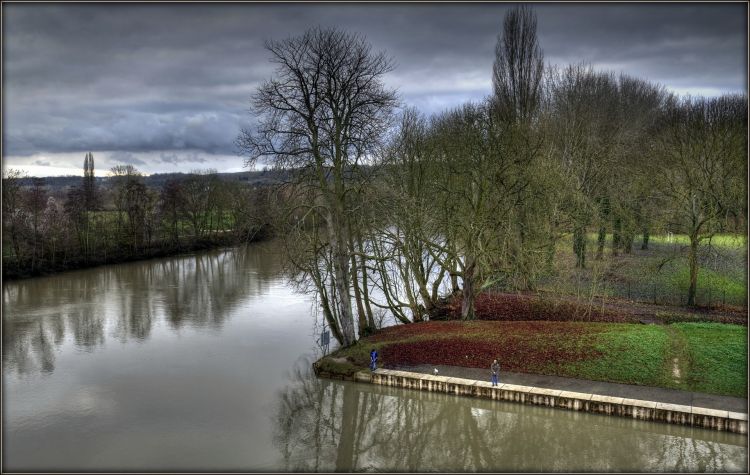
[17,169,290,191]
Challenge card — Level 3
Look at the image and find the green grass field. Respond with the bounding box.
[672,322,748,396]
[325,320,747,397]
[538,232,746,307]
[82,210,237,235]
[559,324,672,388]
[561,322,747,397]
[647,233,747,249]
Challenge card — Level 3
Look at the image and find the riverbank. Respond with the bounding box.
[316,319,747,398]
[315,317,748,434]
[2,230,269,280]
[347,368,747,434]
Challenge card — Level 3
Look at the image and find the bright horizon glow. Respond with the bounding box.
[2,150,251,178]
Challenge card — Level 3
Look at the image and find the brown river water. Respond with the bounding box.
[2,240,747,471]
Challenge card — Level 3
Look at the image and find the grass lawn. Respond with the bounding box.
[559,323,671,388]
[323,320,747,398]
[672,322,747,397]
[662,264,746,307]
[647,233,747,249]
[85,209,237,235]
[539,232,747,307]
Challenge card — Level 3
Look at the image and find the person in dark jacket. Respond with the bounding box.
[491,359,500,386]
[370,348,378,371]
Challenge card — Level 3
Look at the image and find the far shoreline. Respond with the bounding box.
[2,232,269,282]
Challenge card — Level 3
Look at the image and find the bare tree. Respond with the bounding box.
[549,64,621,268]
[109,164,152,250]
[492,4,544,124]
[607,75,668,257]
[82,152,99,211]
[426,102,525,319]
[372,107,448,322]
[109,164,139,245]
[225,182,271,243]
[159,178,184,244]
[651,94,747,306]
[180,169,220,239]
[24,178,48,270]
[491,4,548,289]
[40,196,66,266]
[61,186,81,255]
[2,168,28,265]
[237,27,398,346]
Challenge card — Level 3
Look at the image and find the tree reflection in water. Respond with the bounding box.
[3,240,748,472]
[273,360,747,472]
[3,241,285,376]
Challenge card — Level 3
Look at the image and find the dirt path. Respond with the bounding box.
[664,325,690,388]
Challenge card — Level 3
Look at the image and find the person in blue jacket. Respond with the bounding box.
[370,348,378,371]
[491,359,500,386]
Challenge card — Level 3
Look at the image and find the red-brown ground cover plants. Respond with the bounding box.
[376,321,605,373]
[436,292,631,322]
[433,291,747,325]
[322,310,746,396]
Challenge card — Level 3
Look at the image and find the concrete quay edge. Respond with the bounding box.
[352,368,748,434]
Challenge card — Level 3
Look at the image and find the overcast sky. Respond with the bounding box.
[3,2,747,177]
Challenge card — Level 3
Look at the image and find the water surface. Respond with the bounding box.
[3,241,747,471]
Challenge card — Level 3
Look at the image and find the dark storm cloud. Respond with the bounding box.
[3,2,746,168]
[535,3,747,93]
[158,151,207,165]
[108,151,147,166]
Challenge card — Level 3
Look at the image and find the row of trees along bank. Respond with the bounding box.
[238,6,746,347]
[2,162,272,279]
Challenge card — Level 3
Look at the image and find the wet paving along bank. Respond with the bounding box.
[314,366,748,434]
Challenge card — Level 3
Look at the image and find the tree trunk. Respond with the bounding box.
[319,288,344,345]
[545,233,556,272]
[328,209,355,346]
[398,261,423,322]
[349,254,368,335]
[461,257,476,320]
[612,217,622,257]
[623,233,634,254]
[516,206,528,289]
[687,235,699,306]
[347,229,368,334]
[573,226,586,268]
[430,265,447,311]
[414,270,435,317]
[448,253,460,294]
[641,228,649,250]
[333,247,355,345]
[355,231,375,329]
[596,225,606,259]
[360,255,375,329]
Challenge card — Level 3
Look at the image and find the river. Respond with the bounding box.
[2,241,747,471]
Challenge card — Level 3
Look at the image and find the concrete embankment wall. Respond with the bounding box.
[345,369,747,434]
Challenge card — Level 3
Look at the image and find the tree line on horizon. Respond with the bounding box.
[2,160,272,278]
[237,6,746,346]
